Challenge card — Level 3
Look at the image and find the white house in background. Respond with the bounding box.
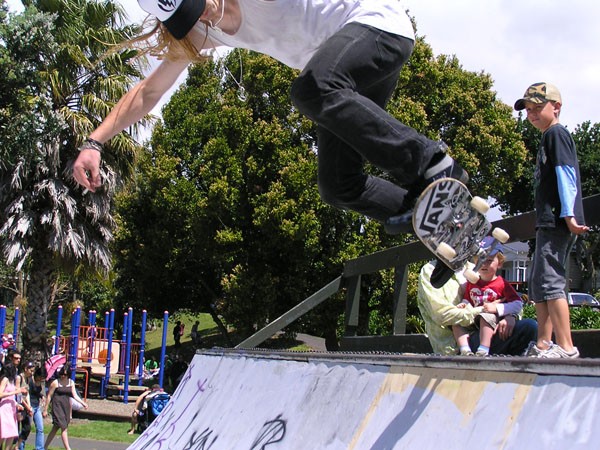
[498,240,597,293]
[497,241,530,292]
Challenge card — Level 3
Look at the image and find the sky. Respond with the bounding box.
[404,0,600,130]
[6,0,600,129]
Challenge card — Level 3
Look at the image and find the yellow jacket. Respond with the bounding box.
[417,262,483,355]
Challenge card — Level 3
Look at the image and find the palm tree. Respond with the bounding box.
[0,0,149,360]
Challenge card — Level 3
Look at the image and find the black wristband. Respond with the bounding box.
[78,138,103,153]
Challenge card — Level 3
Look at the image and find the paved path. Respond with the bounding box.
[64,437,130,450]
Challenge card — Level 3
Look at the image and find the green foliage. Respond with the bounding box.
[114,52,362,336]
[522,302,600,330]
[569,306,600,330]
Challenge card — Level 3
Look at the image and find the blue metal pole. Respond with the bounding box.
[123,308,133,404]
[12,307,19,347]
[71,307,81,381]
[119,312,128,373]
[54,305,63,355]
[68,310,75,369]
[138,310,147,386]
[158,311,169,388]
[87,310,93,363]
[0,305,5,336]
[102,309,115,398]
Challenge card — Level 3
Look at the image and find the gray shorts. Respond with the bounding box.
[528,227,576,303]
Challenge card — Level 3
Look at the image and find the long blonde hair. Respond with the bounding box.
[121,16,211,63]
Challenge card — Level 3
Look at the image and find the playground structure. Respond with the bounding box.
[0,305,173,404]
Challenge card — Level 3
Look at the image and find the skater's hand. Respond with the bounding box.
[495,315,515,340]
[565,217,589,235]
[456,303,467,309]
[73,148,102,192]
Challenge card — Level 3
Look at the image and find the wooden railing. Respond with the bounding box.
[236,194,600,352]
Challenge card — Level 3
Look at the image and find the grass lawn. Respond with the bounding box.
[21,420,137,449]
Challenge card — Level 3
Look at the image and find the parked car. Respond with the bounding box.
[568,292,600,307]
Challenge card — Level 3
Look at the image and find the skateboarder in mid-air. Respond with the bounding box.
[72,0,467,231]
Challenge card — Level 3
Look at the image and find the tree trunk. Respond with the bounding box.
[22,253,55,363]
[207,304,233,347]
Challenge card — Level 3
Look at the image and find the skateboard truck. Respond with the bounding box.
[463,229,510,284]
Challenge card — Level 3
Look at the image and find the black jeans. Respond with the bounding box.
[469,318,538,356]
[291,23,441,221]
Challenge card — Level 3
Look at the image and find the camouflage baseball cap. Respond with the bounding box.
[514,82,562,110]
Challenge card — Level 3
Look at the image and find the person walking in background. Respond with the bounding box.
[14,361,33,450]
[0,363,28,450]
[16,364,45,450]
[514,82,588,358]
[190,321,201,346]
[173,321,182,349]
[72,0,468,236]
[43,365,87,450]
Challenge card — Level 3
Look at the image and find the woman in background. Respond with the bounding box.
[43,365,87,450]
[0,363,27,450]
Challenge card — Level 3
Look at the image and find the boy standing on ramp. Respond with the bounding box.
[514,82,588,358]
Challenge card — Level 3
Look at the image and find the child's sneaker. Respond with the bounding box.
[475,349,489,357]
[459,349,474,356]
[538,344,580,359]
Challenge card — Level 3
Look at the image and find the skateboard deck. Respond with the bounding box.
[413,178,507,287]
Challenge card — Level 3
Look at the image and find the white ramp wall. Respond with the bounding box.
[129,350,600,450]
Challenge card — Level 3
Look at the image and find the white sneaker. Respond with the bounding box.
[539,344,580,359]
[523,341,544,357]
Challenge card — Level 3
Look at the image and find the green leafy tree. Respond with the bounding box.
[0,0,145,358]
[114,52,362,345]
[572,121,600,289]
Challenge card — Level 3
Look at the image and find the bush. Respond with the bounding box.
[522,303,600,330]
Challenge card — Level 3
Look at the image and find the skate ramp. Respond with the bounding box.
[129,349,600,450]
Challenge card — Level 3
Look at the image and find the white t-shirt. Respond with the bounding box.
[202,0,414,70]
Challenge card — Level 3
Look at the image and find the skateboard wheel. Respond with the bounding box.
[470,196,490,214]
[464,268,480,284]
[437,242,457,260]
[492,227,510,243]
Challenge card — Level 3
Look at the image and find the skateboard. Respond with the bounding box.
[413,178,509,288]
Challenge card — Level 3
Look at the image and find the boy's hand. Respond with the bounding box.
[483,300,502,314]
[565,217,589,235]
